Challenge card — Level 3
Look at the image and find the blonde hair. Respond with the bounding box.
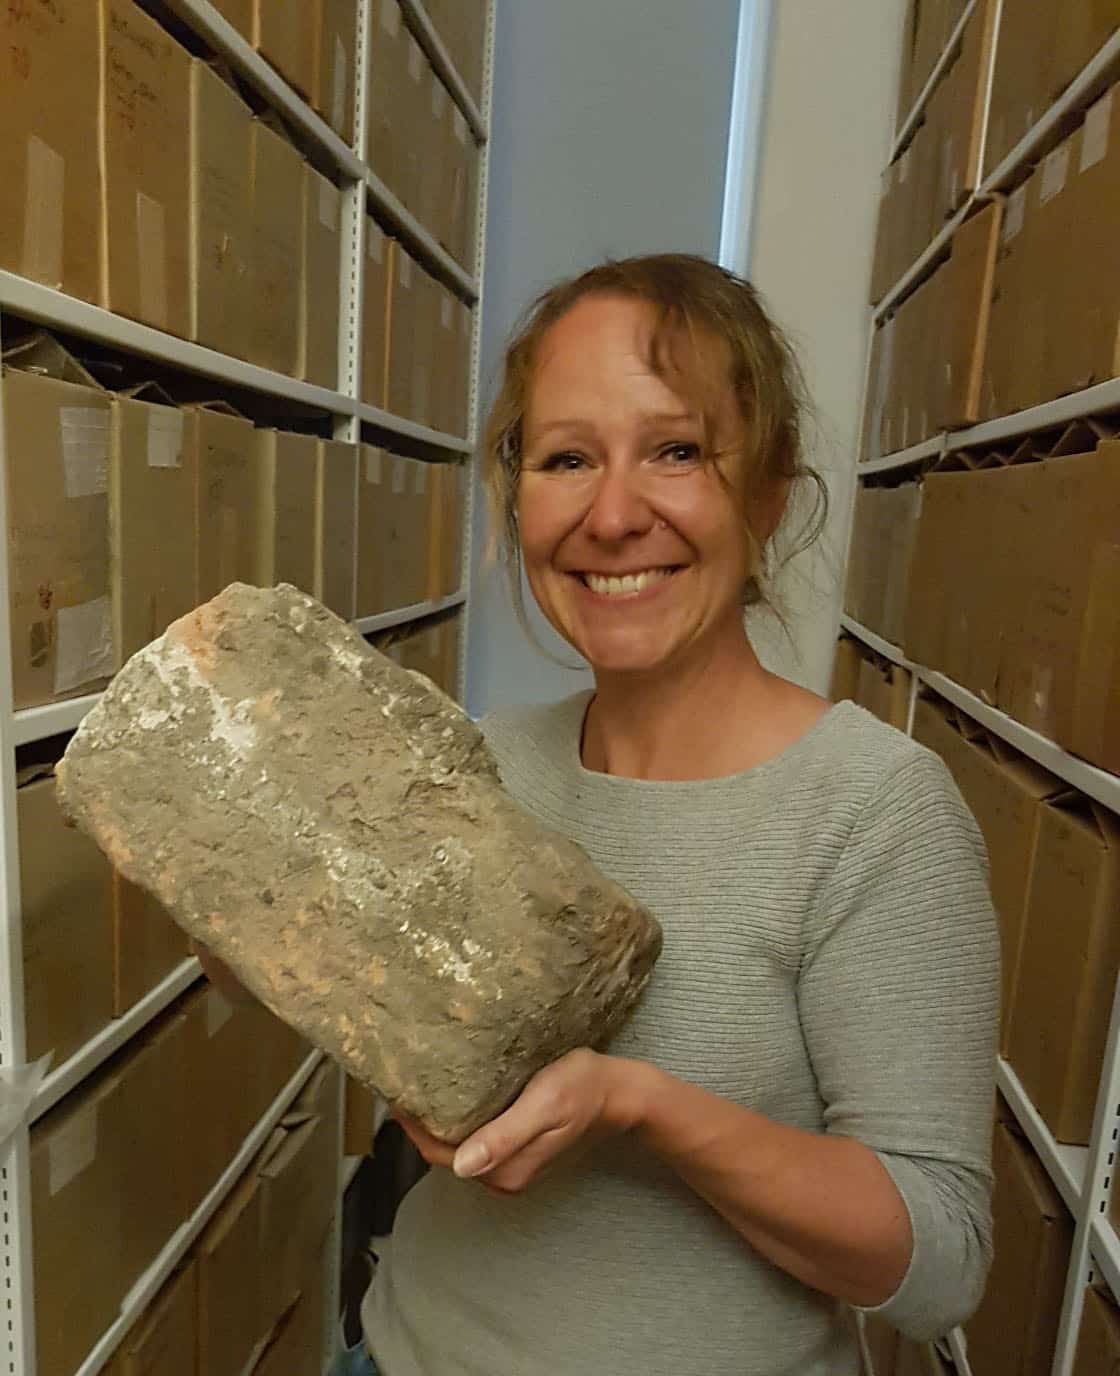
[482,253,826,613]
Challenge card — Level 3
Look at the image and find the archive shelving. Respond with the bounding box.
[0,0,495,1372]
[844,4,1120,1373]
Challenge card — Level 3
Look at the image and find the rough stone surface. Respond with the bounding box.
[56,584,662,1141]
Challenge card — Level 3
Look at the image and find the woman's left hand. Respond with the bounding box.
[394,1048,647,1193]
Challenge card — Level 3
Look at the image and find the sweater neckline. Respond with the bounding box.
[559,691,853,791]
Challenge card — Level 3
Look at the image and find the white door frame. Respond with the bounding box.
[719,0,777,274]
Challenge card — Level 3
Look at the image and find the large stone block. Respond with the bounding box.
[56,584,661,1141]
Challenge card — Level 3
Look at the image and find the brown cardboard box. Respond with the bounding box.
[1072,1284,1120,1372]
[107,1263,197,1376]
[912,697,1062,1049]
[386,242,417,420]
[197,1168,268,1376]
[187,403,259,603]
[449,105,480,270]
[112,872,189,1016]
[984,0,1051,177]
[924,1,995,222]
[439,612,462,698]
[428,460,466,599]
[0,0,102,301]
[316,439,358,620]
[32,1059,130,1376]
[210,0,253,36]
[829,637,863,704]
[2,342,114,709]
[254,430,318,596]
[425,0,489,104]
[190,61,252,359]
[357,445,390,617]
[362,219,390,408]
[966,1122,1074,1376]
[252,0,318,99]
[903,468,973,669]
[249,120,305,377]
[344,1074,379,1155]
[393,457,433,607]
[1073,540,1120,772]
[1008,795,1120,1144]
[99,0,192,337]
[110,388,195,666]
[367,0,411,204]
[931,200,1000,428]
[314,0,358,143]
[302,165,342,390]
[18,767,113,1066]
[398,29,429,216]
[855,657,911,730]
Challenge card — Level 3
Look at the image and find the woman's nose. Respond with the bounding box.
[582,463,656,542]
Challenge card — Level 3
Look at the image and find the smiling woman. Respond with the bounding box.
[359,255,999,1376]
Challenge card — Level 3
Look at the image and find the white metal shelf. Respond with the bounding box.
[1092,1216,1120,1302]
[358,402,473,453]
[31,960,202,1125]
[860,435,945,474]
[354,589,466,636]
[399,0,488,142]
[997,1060,1089,1215]
[838,616,1120,816]
[874,201,969,320]
[73,1050,323,1376]
[364,172,479,301]
[891,0,979,161]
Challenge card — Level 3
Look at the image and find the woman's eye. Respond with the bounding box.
[659,443,702,466]
[539,451,587,473]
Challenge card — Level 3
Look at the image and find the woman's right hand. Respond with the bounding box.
[190,938,259,1006]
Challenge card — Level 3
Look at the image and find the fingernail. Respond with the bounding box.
[453,1141,491,1178]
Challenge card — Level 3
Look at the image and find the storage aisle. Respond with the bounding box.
[0,0,493,1371]
[838,3,1120,1373]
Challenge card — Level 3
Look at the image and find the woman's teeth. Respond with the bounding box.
[583,568,676,597]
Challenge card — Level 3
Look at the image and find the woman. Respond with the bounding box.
[354,255,999,1375]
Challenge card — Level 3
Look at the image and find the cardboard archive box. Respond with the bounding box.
[31,1003,192,1376]
[1007,794,1120,1144]
[254,429,318,596]
[359,451,431,613]
[18,765,113,1067]
[252,0,318,101]
[109,386,195,667]
[427,461,466,599]
[425,0,489,104]
[197,1165,267,1376]
[828,637,863,704]
[911,696,1063,1050]
[249,1233,329,1376]
[367,0,417,211]
[209,0,253,37]
[2,338,114,710]
[99,0,192,337]
[112,869,190,1017]
[386,242,421,423]
[0,0,102,302]
[843,483,921,645]
[1072,1284,1120,1372]
[362,218,391,409]
[854,656,911,730]
[106,1263,197,1376]
[248,119,305,377]
[313,0,358,143]
[316,439,358,620]
[397,615,458,695]
[965,1121,1074,1376]
[303,165,342,390]
[357,445,391,617]
[187,403,259,603]
[447,104,479,271]
[190,60,252,360]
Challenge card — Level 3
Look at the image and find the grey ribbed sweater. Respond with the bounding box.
[363,696,999,1376]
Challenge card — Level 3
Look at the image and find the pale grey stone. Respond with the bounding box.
[56,583,662,1141]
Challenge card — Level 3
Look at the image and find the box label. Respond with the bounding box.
[365,449,382,484]
[367,224,384,264]
[49,1108,98,1196]
[392,457,407,494]
[415,462,428,495]
[441,296,453,330]
[319,177,339,233]
[1039,144,1070,204]
[136,191,169,331]
[332,34,347,132]
[399,252,412,288]
[1080,91,1112,172]
[147,408,184,468]
[55,596,113,695]
[24,135,64,287]
[1003,184,1026,243]
[60,409,110,498]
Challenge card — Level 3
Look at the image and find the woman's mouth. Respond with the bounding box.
[578,567,682,598]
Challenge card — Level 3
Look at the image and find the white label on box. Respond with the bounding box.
[392,457,407,494]
[1081,90,1112,172]
[365,449,382,484]
[319,178,339,232]
[367,224,384,264]
[408,37,423,82]
[60,408,109,498]
[399,252,412,288]
[415,462,428,495]
[332,34,347,132]
[380,0,400,36]
[24,135,64,287]
[54,595,113,695]
[1003,184,1026,242]
[147,408,184,468]
[207,990,234,1038]
[49,1108,98,1196]
[453,109,468,145]
[1039,143,1070,204]
[441,296,453,330]
[432,78,447,119]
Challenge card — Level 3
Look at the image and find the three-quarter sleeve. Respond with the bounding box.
[798,749,1000,1339]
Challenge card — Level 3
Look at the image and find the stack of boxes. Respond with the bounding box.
[0,0,487,1370]
[846,1,1120,1363]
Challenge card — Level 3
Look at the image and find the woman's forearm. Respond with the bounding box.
[621,1060,912,1307]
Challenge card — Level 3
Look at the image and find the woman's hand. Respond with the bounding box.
[394,1048,648,1193]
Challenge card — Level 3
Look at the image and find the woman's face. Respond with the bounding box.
[517,294,758,678]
